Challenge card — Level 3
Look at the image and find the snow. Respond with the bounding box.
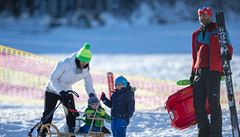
[1,9,240,137]
[0,103,239,137]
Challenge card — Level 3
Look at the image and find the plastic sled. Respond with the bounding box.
[165,85,209,130]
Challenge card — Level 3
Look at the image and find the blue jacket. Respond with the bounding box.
[102,84,135,123]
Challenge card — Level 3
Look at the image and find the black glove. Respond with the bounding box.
[131,87,137,92]
[60,91,79,117]
[127,82,136,92]
[69,108,80,117]
[227,51,232,60]
[100,92,107,101]
[189,72,195,85]
[60,90,70,104]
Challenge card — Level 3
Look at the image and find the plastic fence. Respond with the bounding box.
[0,45,239,110]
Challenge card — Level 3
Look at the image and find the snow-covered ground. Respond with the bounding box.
[1,14,240,136]
[0,103,239,137]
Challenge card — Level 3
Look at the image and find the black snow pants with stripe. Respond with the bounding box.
[37,91,76,137]
[193,68,222,137]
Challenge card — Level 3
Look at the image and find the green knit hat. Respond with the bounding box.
[76,43,92,63]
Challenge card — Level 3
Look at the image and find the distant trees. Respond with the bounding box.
[0,0,239,28]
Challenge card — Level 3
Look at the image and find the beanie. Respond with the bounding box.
[198,6,212,17]
[76,43,92,63]
[115,76,128,88]
[88,96,99,105]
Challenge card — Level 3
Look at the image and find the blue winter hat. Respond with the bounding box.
[115,76,128,88]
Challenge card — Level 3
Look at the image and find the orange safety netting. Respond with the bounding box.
[0,45,239,110]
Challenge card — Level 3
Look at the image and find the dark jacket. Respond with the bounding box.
[102,84,135,122]
[191,22,233,73]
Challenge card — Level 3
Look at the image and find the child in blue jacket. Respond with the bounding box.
[100,76,135,137]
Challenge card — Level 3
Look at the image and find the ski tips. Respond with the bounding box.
[215,11,225,27]
[176,80,191,86]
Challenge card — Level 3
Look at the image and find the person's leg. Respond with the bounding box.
[63,94,76,133]
[205,71,222,137]
[92,127,101,132]
[37,92,59,137]
[114,118,127,137]
[193,74,209,137]
[111,119,117,137]
[79,125,90,133]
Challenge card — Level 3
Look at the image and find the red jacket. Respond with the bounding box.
[191,22,233,73]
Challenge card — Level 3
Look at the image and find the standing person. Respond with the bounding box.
[100,76,135,137]
[38,43,97,137]
[190,6,233,137]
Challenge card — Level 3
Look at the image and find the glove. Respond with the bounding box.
[60,90,75,109]
[189,73,195,85]
[60,90,70,104]
[100,92,106,101]
[227,51,232,60]
[69,108,80,117]
[131,87,136,92]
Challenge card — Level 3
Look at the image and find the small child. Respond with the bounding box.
[100,76,135,137]
[79,95,111,134]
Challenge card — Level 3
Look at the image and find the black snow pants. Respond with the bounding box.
[193,68,222,137]
[37,91,76,137]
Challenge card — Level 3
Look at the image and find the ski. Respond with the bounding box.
[216,11,240,137]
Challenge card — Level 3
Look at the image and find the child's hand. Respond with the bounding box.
[131,87,137,92]
[100,92,106,101]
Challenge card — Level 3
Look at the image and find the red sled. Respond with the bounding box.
[165,85,210,130]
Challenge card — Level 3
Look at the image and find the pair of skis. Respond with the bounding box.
[177,11,239,137]
[216,11,239,137]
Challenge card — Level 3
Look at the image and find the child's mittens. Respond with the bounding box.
[131,87,136,92]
